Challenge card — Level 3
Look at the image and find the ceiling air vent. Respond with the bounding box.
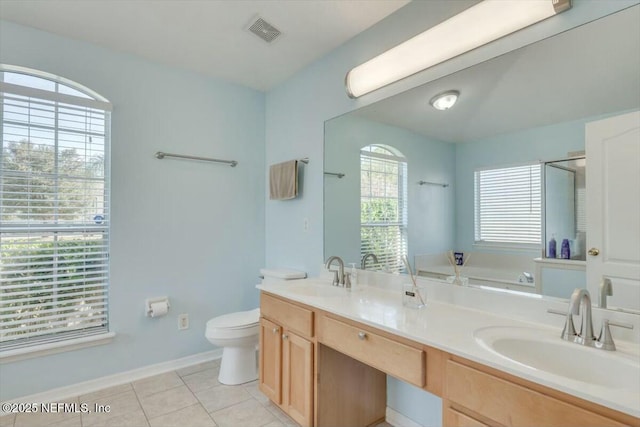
[248,17,281,43]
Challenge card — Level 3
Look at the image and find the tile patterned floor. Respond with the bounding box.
[0,360,394,427]
[0,360,298,427]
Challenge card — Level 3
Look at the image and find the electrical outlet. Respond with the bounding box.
[303,217,309,232]
[178,313,189,330]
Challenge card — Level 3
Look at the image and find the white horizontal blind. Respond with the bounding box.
[474,164,541,245]
[0,70,110,350]
[360,146,408,273]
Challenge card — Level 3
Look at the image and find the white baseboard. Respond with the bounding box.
[1,349,222,413]
[386,406,423,427]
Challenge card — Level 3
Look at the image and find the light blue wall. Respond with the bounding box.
[454,110,634,258]
[0,21,265,400]
[324,116,455,266]
[454,117,588,258]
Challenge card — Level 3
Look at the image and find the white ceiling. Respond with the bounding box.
[0,0,409,91]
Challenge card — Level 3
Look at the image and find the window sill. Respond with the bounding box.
[0,332,116,364]
[472,242,542,252]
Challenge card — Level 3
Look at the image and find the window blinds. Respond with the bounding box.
[0,73,110,350]
[360,148,408,273]
[474,164,541,245]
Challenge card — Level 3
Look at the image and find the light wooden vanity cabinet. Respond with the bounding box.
[317,314,425,387]
[259,293,314,427]
[260,292,638,427]
[443,358,636,427]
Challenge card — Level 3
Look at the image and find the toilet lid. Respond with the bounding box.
[207,308,260,329]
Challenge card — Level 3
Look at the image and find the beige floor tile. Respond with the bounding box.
[14,398,80,427]
[243,381,270,405]
[263,402,300,427]
[80,383,133,402]
[81,390,141,426]
[210,399,275,427]
[138,385,197,419]
[0,413,15,427]
[148,404,216,427]
[182,368,221,393]
[45,416,81,427]
[195,385,252,413]
[132,372,184,397]
[85,409,149,427]
[261,421,285,427]
[176,360,221,378]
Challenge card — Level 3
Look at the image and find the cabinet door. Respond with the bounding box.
[282,330,313,427]
[259,317,282,404]
[586,111,640,310]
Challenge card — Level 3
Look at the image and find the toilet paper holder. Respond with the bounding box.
[145,296,170,317]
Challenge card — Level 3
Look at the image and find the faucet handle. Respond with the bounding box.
[596,319,634,351]
[330,270,339,286]
[597,319,617,351]
[547,308,578,341]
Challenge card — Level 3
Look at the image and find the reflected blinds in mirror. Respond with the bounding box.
[360,145,408,272]
[474,164,541,246]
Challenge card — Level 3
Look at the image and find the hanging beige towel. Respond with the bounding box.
[269,160,298,200]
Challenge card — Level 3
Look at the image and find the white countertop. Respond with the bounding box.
[257,278,640,418]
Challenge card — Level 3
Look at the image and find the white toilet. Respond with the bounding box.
[205,308,260,385]
[205,269,306,385]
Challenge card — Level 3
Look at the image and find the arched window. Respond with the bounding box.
[360,144,408,272]
[0,65,112,350]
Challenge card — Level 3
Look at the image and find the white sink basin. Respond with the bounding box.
[284,282,350,298]
[474,326,640,391]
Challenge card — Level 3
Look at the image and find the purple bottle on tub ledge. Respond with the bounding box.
[548,235,557,258]
[561,238,571,259]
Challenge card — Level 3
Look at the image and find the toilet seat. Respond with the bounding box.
[207,308,260,330]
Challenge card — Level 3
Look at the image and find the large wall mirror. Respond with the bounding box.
[324,6,640,313]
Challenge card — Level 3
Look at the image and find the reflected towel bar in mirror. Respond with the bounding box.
[325,172,345,178]
[418,180,448,187]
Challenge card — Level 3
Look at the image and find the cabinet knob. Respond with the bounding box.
[272,327,279,334]
[358,331,367,340]
[282,334,289,340]
[588,248,600,256]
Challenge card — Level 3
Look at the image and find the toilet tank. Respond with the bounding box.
[260,268,306,285]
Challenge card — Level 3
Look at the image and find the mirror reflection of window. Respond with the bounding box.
[360,144,408,272]
[474,163,542,248]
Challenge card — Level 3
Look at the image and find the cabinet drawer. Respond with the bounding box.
[446,360,626,427]
[261,293,313,338]
[318,315,424,387]
[444,406,489,427]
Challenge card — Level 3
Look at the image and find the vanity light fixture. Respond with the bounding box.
[345,0,572,98]
[430,90,459,110]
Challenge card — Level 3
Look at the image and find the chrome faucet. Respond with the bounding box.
[361,253,379,270]
[551,287,634,351]
[598,278,613,309]
[568,288,596,346]
[325,256,345,286]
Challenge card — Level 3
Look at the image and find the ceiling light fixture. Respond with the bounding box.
[345,0,571,98]
[430,90,460,110]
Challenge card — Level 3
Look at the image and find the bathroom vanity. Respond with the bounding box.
[257,279,640,427]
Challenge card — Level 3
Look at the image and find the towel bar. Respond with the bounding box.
[324,172,345,178]
[155,151,237,167]
[418,180,448,187]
